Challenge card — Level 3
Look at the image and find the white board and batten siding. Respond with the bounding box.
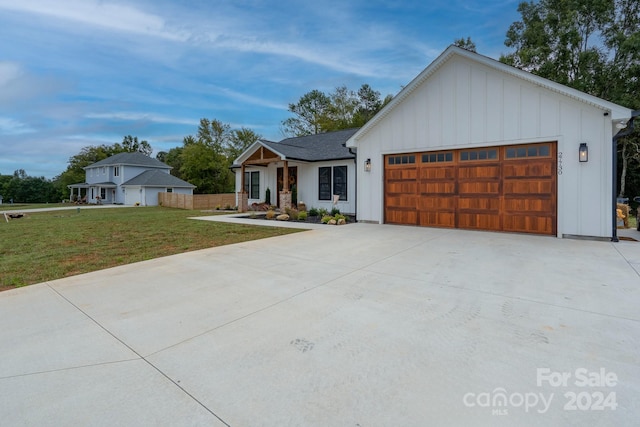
[352,52,622,238]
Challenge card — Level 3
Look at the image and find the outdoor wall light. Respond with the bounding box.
[579,143,588,163]
[364,158,372,172]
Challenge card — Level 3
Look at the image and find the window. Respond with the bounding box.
[422,152,453,163]
[244,171,260,199]
[388,155,416,165]
[506,144,551,159]
[102,167,106,175]
[167,188,173,193]
[100,188,106,199]
[460,148,498,161]
[319,166,348,201]
[114,166,120,177]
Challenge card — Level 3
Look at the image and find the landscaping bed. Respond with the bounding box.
[245,206,354,225]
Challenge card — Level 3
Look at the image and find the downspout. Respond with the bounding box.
[611,110,640,242]
[348,147,357,221]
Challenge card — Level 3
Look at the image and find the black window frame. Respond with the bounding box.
[318,166,348,201]
[244,171,260,199]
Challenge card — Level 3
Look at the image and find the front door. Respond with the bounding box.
[277,166,298,207]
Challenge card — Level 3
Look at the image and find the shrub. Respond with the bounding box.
[318,208,329,217]
[266,210,276,219]
[265,187,271,205]
[308,207,319,217]
[334,213,346,221]
[288,209,299,220]
[298,211,308,221]
[321,215,333,224]
[330,207,341,216]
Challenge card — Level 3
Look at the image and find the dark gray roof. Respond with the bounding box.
[67,182,116,188]
[122,170,195,188]
[87,152,170,169]
[262,128,359,162]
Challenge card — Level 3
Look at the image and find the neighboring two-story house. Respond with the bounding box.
[68,152,195,206]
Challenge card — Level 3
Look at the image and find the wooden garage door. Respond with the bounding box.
[384,143,556,235]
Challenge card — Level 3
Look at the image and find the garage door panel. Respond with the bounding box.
[386,168,417,180]
[457,213,501,230]
[419,212,455,228]
[504,197,553,213]
[420,168,456,179]
[386,195,417,208]
[458,165,500,178]
[458,197,500,211]
[503,180,553,195]
[418,197,456,210]
[458,181,499,194]
[386,209,417,225]
[418,182,456,194]
[503,163,553,178]
[386,182,418,194]
[503,215,553,234]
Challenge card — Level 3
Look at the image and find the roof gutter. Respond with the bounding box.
[347,146,358,221]
[611,110,640,242]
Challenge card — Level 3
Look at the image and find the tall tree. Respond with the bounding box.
[501,0,640,197]
[453,36,477,52]
[157,147,185,180]
[282,89,332,136]
[228,128,261,161]
[165,119,261,194]
[118,135,152,156]
[282,84,392,137]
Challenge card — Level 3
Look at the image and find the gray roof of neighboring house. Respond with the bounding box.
[67,181,117,188]
[261,128,359,162]
[122,170,195,188]
[86,152,170,169]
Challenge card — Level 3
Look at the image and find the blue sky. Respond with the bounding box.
[0,0,521,179]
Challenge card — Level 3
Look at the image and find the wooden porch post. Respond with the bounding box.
[238,164,248,212]
[282,160,289,192]
[279,160,292,210]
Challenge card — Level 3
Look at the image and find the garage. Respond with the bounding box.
[384,142,557,235]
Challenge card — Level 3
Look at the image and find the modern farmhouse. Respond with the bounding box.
[68,152,195,206]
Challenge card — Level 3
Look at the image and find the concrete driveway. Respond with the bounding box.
[1,222,639,426]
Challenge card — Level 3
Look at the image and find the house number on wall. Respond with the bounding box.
[558,152,563,175]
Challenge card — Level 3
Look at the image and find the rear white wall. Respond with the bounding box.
[235,160,356,214]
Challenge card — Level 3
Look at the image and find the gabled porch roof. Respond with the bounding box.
[233,128,359,168]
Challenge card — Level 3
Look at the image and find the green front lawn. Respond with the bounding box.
[0,207,300,290]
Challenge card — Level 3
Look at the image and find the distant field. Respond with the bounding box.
[0,207,300,290]
[0,202,70,211]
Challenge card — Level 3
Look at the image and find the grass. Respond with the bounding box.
[0,207,301,290]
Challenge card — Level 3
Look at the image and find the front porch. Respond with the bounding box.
[237,146,298,213]
[68,183,117,204]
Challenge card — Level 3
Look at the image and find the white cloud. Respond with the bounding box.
[0,117,34,135]
[206,85,286,110]
[0,62,22,86]
[85,112,199,126]
[0,0,188,41]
